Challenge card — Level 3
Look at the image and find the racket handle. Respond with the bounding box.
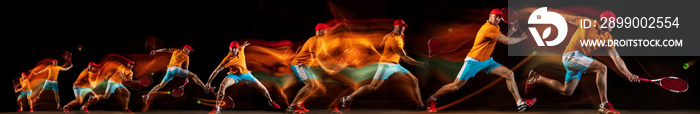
[638,78,650,82]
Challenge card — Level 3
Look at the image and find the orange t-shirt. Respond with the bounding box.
[219,48,250,74]
[73,68,99,88]
[291,36,320,66]
[466,20,502,61]
[46,65,63,81]
[378,32,405,63]
[108,65,133,84]
[564,17,615,55]
[19,78,31,91]
[167,49,190,68]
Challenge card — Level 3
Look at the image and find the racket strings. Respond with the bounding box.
[660,79,689,91]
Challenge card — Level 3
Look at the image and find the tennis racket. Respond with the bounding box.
[639,76,688,93]
[63,51,73,60]
[427,37,444,58]
[13,77,21,91]
[137,76,153,86]
[171,79,190,97]
[502,7,523,36]
[222,95,235,109]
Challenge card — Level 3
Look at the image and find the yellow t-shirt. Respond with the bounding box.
[291,36,320,66]
[467,20,502,61]
[109,65,133,84]
[219,48,250,74]
[46,65,63,81]
[73,68,99,88]
[167,49,190,68]
[564,17,615,55]
[378,32,405,63]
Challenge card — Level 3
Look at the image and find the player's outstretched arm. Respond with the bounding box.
[240,41,251,49]
[495,33,528,45]
[60,60,73,71]
[399,50,423,66]
[33,67,49,75]
[607,49,640,83]
[206,64,225,87]
[150,48,176,55]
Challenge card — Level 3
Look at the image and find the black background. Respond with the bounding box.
[4,0,699,112]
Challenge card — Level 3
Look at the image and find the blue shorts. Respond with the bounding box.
[562,51,593,82]
[225,72,259,85]
[291,65,318,82]
[456,57,503,80]
[42,80,59,91]
[18,91,32,98]
[162,67,190,82]
[72,86,94,97]
[372,63,411,80]
[106,80,127,93]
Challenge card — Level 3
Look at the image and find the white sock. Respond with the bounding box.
[600,101,609,107]
[428,96,437,101]
[516,99,523,105]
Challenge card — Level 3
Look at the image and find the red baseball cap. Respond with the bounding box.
[183,45,193,52]
[128,61,135,65]
[394,19,407,27]
[88,62,97,66]
[490,8,503,16]
[21,72,27,76]
[315,23,330,31]
[600,10,616,22]
[51,59,58,63]
[230,41,239,48]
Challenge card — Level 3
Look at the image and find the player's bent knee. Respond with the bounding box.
[502,71,515,79]
[561,90,575,96]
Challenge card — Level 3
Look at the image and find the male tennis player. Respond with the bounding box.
[206,41,281,114]
[16,72,35,112]
[525,10,640,114]
[84,61,135,113]
[62,62,100,113]
[425,8,535,113]
[33,58,73,110]
[143,45,212,111]
[285,23,330,113]
[340,19,425,111]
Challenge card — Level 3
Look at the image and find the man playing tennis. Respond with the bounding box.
[143,45,212,111]
[16,72,35,112]
[285,23,330,113]
[33,58,73,110]
[83,61,135,113]
[525,10,640,114]
[425,8,535,113]
[62,62,100,113]
[206,41,280,114]
[340,19,425,111]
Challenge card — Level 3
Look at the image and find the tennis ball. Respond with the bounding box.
[167,91,171,94]
[197,100,201,104]
[683,63,689,69]
[151,73,154,76]
[532,51,538,56]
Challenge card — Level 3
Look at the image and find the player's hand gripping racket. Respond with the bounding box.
[638,76,688,93]
[13,77,21,92]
